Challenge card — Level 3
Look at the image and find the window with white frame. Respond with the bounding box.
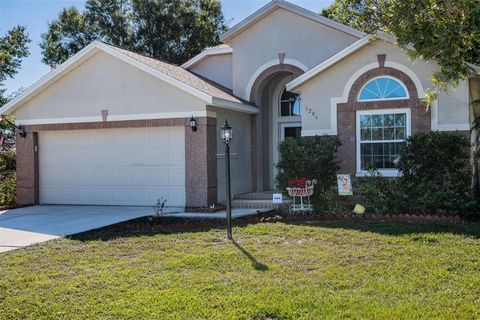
[356,109,410,175]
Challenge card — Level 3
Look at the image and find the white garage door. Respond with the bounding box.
[39,127,185,206]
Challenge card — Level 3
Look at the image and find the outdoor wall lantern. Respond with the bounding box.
[221,119,233,239]
[0,115,26,138]
[189,116,197,132]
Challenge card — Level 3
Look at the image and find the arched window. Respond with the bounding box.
[358,76,408,101]
[280,88,301,117]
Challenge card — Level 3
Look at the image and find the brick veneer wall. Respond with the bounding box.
[336,66,431,175]
[15,131,39,205]
[185,117,217,207]
[16,117,217,207]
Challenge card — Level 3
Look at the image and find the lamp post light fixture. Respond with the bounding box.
[189,115,197,132]
[221,119,233,240]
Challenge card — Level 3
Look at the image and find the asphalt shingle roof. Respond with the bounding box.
[107,44,246,105]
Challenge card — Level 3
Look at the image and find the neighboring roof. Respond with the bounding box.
[1,41,257,116]
[181,44,232,69]
[220,0,365,43]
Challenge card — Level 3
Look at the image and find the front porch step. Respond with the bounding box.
[231,199,290,209]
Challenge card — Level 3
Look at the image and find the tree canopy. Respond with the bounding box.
[0,26,30,107]
[321,0,480,103]
[40,0,228,67]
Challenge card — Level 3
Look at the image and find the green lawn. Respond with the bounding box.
[1,220,479,319]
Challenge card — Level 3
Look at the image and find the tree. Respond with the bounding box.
[321,0,480,104]
[0,26,30,107]
[40,0,227,67]
[40,7,99,68]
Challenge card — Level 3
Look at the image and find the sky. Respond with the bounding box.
[0,0,334,95]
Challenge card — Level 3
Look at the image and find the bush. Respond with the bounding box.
[397,131,472,215]
[276,136,343,212]
[0,150,16,173]
[357,131,477,216]
[0,173,16,206]
[356,168,406,215]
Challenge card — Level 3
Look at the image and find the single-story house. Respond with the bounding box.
[1,0,477,208]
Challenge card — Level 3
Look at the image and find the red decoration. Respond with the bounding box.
[287,176,308,188]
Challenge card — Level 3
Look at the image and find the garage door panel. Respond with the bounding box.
[94,169,113,185]
[39,127,186,206]
[149,168,169,185]
[168,168,185,186]
[148,149,168,163]
[77,169,95,185]
[112,169,131,185]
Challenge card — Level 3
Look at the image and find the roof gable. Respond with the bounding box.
[220,0,365,43]
[1,41,255,116]
[181,44,232,69]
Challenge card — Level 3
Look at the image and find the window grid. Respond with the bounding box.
[358,76,408,101]
[358,112,407,171]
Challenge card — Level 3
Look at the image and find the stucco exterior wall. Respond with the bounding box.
[296,40,470,133]
[208,107,252,202]
[190,54,233,90]
[436,80,470,126]
[229,7,359,100]
[15,51,206,121]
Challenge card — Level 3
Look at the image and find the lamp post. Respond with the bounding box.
[221,119,233,240]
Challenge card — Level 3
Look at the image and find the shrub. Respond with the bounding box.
[357,131,477,216]
[0,150,16,173]
[397,131,472,215]
[276,136,343,212]
[356,167,406,215]
[0,173,16,206]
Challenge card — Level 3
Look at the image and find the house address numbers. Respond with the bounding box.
[304,106,319,120]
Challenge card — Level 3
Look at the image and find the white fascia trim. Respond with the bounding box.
[245,58,309,100]
[0,41,101,115]
[430,100,470,131]
[220,0,365,43]
[181,46,232,69]
[210,98,259,114]
[99,43,213,103]
[16,111,216,126]
[286,36,370,91]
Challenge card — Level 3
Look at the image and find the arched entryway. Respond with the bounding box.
[249,64,304,191]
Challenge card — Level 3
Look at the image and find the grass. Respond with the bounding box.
[1,220,479,319]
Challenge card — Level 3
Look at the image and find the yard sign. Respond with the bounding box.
[337,174,353,196]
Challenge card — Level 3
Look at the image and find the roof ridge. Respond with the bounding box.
[101,41,181,67]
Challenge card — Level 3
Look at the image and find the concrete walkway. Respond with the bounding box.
[0,205,265,253]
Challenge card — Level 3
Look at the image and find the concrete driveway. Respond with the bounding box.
[0,205,265,253]
[0,205,156,253]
